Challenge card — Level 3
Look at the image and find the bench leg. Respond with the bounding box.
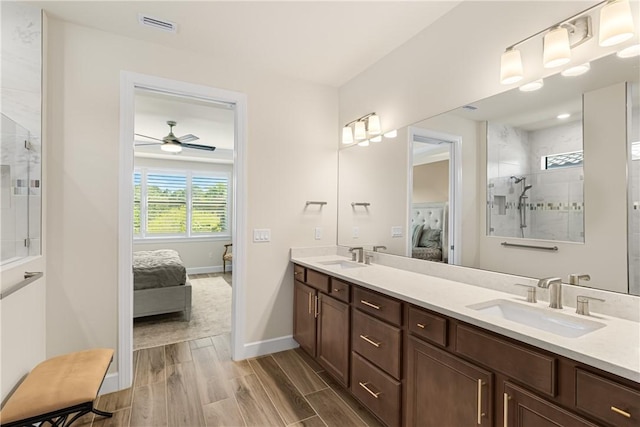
[91,407,113,418]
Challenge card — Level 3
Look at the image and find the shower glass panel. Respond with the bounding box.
[1,113,41,265]
[486,115,584,243]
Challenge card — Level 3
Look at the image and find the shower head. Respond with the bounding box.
[511,176,525,184]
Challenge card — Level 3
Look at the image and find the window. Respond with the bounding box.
[541,150,583,170]
[133,168,230,239]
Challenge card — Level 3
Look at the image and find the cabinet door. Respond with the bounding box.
[504,382,599,427]
[317,293,350,386]
[293,280,317,357]
[406,336,493,427]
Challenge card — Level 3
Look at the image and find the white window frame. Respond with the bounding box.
[133,166,231,241]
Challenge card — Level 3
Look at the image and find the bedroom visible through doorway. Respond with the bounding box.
[131,88,235,350]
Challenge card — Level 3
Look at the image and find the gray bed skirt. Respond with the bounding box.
[133,280,192,321]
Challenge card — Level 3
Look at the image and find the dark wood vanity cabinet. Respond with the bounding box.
[292,264,640,427]
[293,267,350,387]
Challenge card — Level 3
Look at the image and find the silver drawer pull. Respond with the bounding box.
[417,323,427,329]
[503,393,510,427]
[359,335,381,348]
[477,379,485,424]
[358,382,380,398]
[360,299,381,310]
[611,406,632,418]
[333,288,342,292]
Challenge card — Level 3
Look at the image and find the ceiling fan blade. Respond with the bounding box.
[135,133,163,142]
[177,134,200,143]
[134,142,162,146]
[181,142,216,151]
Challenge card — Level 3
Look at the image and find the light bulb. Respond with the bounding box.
[342,126,354,145]
[617,44,640,58]
[161,142,182,153]
[561,63,591,77]
[367,114,381,135]
[543,27,571,68]
[354,121,367,140]
[519,79,544,92]
[500,48,524,84]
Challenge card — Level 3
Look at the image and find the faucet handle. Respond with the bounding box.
[514,284,537,303]
[569,274,591,286]
[576,295,605,316]
[364,252,374,265]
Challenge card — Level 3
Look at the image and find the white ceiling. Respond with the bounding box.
[32,1,461,87]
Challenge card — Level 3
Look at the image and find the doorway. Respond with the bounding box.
[408,126,461,265]
[118,72,247,389]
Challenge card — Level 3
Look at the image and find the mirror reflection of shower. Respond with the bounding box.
[511,176,533,238]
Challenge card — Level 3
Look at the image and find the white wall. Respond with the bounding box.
[45,18,337,376]
[132,156,233,273]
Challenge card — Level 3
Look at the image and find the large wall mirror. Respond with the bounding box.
[0,3,42,266]
[338,52,639,295]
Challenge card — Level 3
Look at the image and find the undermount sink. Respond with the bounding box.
[467,299,605,338]
[318,260,367,269]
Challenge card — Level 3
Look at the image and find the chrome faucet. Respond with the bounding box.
[569,273,591,286]
[349,247,364,263]
[537,277,563,309]
[373,245,387,252]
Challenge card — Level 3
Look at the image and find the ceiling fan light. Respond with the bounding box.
[561,62,591,77]
[367,114,381,135]
[519,79,544,92]
[342,126,354,145]
[500,48,524,84]
[543,27,571,68]
[354,121,367,140]
[617,43,640,58]
[599,0,635,47]
[161,141,182,153]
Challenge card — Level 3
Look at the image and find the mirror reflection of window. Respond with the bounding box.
[486,104,584,243]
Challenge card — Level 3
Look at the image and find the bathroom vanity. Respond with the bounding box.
[291,250,640,427]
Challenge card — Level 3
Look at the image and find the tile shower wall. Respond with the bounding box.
[487,120,583,242]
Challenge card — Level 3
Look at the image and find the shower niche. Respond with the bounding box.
[486,111,584,243]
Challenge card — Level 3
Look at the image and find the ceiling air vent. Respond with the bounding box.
[138,14,177,33]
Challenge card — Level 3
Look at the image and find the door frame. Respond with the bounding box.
[407,126,462,265]
[118,71,247,389]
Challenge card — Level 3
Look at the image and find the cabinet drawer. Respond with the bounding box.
[351,352,401,427]
[352,309,401,379]
[293,264,306,283]
[575,369,640,427]
[455,325,556,397]
[408,306,447,347]
[306,269,329,293]
[329,278,350,303]
[353,287,402,326]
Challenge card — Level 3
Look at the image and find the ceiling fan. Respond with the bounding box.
[135,120,216,153]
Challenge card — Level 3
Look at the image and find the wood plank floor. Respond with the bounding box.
[81,334,385,427]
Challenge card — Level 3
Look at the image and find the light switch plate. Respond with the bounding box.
[315,227,322,240]
[352,226,359,238]
[391,226,403,237]
[253,228,271,242]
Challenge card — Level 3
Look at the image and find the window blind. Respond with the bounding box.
[191,175,228,233]
[146,173,187,235]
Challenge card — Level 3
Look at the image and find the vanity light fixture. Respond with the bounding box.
[557,113,571,119]
[500,0,637,85]
[519,79,544,92]
[617,43,640,58]
[561,62,591,77]
[341,112,382,144]
[383,129,397,138]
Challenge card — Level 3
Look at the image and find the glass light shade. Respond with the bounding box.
[342,126,354,144]
[354,121,367,140]
[617,44,640,58]
[543,27,571,68]
[367,114,381,135]
[370,135,382,143]
[500,48,523,84]
[561,62,591,77]
[383,129,397,138]
[161,142,182,153]
[557,113,571,119]
[519,79,544,92]
[358,139,370,147]
[599,0,635,47]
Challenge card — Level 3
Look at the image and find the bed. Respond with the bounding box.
[410,202,448,263]
[133,249,192,321]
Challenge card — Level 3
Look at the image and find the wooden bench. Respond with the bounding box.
[0,348,114,427]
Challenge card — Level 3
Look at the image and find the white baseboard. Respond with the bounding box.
[186,265,231,275]
[98,372,120,395]
[241,335,298,359]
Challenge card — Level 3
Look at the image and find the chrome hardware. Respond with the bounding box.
[373,245,387,252]
[364,252,373,265]
[477,379,485,425]
[333,288,342,292]
[503,393,510,427]
[305,201,327,206]
[358,382,380,398]
[314,296,319,318]
[359,335,381,348]
[537,277,563,309]
[569,273,591,286]
[416,323,426,329]
[611,406,632,418]
[576,295,605,316]
[514,284,537,303]
[0,271,44,300]
[349,247,364,263]
[308,292,312,315]
[360,300,381,310]
[501,241,558,251]
[351,202,371,207]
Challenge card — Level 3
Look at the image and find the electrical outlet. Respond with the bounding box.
[352,226,359,238]
[391,226,403,237]
[315,227,322,240]
[253,228,271,242]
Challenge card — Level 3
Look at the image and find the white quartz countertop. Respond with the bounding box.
[291,254,640,383]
